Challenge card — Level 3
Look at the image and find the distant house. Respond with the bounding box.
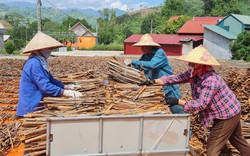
[193,17,224,21]
[203,14,250,60]
[4,35,11,42]
[124,34,203,56]
[69,22,97,49]
[177,17,223,35]
[0,22,7,50]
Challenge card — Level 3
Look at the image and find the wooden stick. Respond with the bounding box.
[135,85,147,100]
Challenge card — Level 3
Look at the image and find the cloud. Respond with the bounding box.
[110,1,128,11]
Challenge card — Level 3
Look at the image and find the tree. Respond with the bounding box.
[202,0,242,16]
[229,31,250,61]
[185,0,204,16]
[42,18,61,32]
[210,0,241,16]
[61,17,93,32]
[162,15,192,34]
[4,13,24,27]
[140,13,162,34]
[161,0,186,20]
[4,13,27,49]
[202,0,215,15]
[97,8,117,44]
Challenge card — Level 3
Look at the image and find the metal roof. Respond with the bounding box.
[203,25,237,39]
[124,34,203,45]
[230,14,250,25]
[70,22,96,37]
[4,35,10,41]
[177,20,218,34]
[193,17,224,21]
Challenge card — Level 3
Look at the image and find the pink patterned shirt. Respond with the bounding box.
[160,69,241,127]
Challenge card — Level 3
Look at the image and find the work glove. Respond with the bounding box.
[64,84,81,90]
[124,59,132,66]
[63,90,82,98]
[165,97,179,107]
[138,79,155,86]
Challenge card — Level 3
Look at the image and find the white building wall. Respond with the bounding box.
[181,41,193,55]
[203,28,232,60]
[0,23,7,49]
[0,34,4,49]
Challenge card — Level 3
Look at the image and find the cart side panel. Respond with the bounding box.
[49,119,100,155]
[143,116,189,151]
[102,118,140,153]
[47,115,190,156]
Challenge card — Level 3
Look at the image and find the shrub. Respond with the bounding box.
[4,41,16,54]
[0,49,7,54]
[67,46,73,51]
[229,31,250,62]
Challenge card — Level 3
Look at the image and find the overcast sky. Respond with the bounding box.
[1,0,165,11]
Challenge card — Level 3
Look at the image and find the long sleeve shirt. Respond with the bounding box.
[131,48,180,98]
[17,57,64,116]
[160,69,241,127]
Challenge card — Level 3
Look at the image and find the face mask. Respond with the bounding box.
[188,62,195,77]
[188,65,194,77]
[41,49,52,58]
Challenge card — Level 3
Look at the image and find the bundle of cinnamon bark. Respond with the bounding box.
[108,58,146,84]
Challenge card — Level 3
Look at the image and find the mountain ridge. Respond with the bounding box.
[0,2,126,27]
[2,1,126,17]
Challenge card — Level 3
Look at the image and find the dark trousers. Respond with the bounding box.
[207,113,250,156]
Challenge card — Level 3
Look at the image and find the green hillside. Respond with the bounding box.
[0,4,98,27]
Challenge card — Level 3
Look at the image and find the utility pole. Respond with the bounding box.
[150,19,153,34]
[37,0,42,32]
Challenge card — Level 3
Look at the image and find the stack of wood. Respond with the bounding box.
[0,122,21,155]
[18,81,169,155]
[108,58,146,84]
[17,59,170,155]
[18,118,46,156]
[0,77,20,155]
[226,68,250,115]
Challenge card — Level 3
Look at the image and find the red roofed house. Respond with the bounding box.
[124,17,223,56]
[193,17,224,21]
[124,34,203,56]
[176,16,224,50]
[177,19,223,35]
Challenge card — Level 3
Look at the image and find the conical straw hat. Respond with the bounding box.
[22,31,63,54]
[177,45,220,66]
[133,34,160,47]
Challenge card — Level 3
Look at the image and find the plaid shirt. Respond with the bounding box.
[160,69,241,127]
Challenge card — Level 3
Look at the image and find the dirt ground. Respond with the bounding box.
[0,53,249,156]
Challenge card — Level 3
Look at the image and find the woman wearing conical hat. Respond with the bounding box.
[17,31,82,117]
[151,45,250,156]
[124,34,184,114]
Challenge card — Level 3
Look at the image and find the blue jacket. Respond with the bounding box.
[131,48,181,98]
[17,57,64,116]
